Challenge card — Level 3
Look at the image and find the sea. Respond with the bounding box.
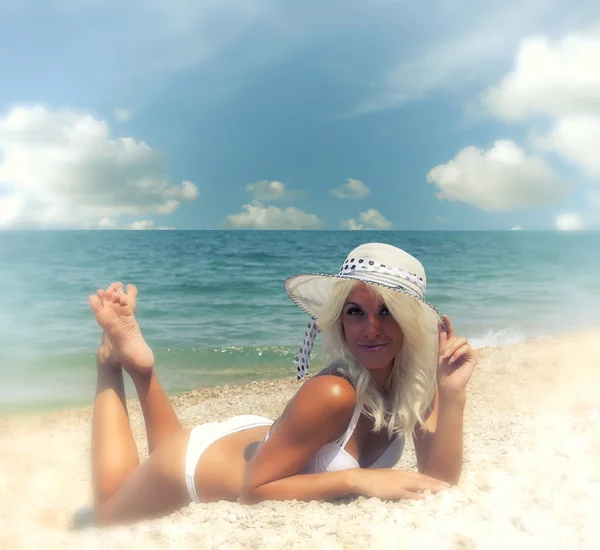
[1,230,598,413]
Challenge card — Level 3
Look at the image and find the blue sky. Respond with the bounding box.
[1,0,599,230]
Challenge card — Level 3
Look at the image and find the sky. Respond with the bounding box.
[1,0,599,231]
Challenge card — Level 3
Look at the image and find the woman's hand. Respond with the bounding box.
[437,315,477,399]
[350,468,451,500]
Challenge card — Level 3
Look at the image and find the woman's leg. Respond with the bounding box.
[92,342,140,506]
[94,428,192,526]
[101,282,182,454]
[89,283,187,522]
[128,369,182,455]
[92,351,190,527]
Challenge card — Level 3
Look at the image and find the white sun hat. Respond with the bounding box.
[285,242,443,379]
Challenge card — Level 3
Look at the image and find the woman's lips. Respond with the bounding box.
[358,343,389,352]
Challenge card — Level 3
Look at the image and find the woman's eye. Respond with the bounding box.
[345,307,363,316]
[380,306,391,315]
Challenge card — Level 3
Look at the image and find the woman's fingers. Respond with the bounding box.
[442,336,467,359]
[448,343,472,365]
[400,490,425,500]
[441,336,455,358]
[363,469,451,501]
[402,472,451,492]
[414,479,450,492]
[443,315,454,337]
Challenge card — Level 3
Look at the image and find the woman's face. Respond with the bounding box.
[341,283,404,374]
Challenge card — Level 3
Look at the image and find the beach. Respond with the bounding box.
[2,329,599,550]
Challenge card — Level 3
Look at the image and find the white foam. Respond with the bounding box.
[469,328,526,349]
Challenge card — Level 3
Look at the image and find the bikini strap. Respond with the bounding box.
[337,402,362,449]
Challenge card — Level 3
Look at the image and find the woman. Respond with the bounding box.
[88,243,476,526]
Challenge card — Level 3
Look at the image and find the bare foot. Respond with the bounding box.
[89,282,154,376]
[95,283,131,370]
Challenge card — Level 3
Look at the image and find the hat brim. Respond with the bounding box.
[285,273,444,328]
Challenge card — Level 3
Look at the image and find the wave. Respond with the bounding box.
[468,328,526,349]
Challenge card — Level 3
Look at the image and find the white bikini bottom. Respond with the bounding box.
[185,415,273,503]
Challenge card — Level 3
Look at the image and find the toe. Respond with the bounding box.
[126,284,138,310]
[126,284,138,298]
[89,294,102,312]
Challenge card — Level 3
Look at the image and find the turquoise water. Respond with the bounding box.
[1,230,599,412]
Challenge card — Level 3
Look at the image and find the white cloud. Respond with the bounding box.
[114,108,132,122]
[483,28,600,121]
[426,140,570,211]
[330,178,371,199]
[510,225,523,230]
[533,115,600,179]
[341,209,392,230]
[0,193,23,228]
[127,220,154,230]
[177,180,200,200]
[0,105,199,229]
[96,218,176,230]
[98,217,119,229]
[482,27,600,179]
[349,0,599,115]
[555,212,584,230]
[224,200,324,229]
[246,180,303,201]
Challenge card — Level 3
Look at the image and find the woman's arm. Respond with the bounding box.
[240,375,357,503]
[240,466,448,504]
[240,469,356,504]
[241,375,449,503]
[413,314,476,485]
[413,390,466,485]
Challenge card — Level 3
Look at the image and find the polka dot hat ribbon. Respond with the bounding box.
[338,257,426,295]
[294,319,321,380]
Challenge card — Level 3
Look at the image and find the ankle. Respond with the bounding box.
[127,366,154,385]
[96,356,122,373]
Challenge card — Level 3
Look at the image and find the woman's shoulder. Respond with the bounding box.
[313,361,355,389]
[292,362,356,418]
[268,362,356,439]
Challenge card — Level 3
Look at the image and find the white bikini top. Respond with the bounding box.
[265,403,405,474]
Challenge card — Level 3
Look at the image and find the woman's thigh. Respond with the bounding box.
[95,428,192,526]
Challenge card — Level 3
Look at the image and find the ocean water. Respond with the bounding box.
[1,230,599,413]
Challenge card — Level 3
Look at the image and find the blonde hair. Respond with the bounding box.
[316,279,438,437]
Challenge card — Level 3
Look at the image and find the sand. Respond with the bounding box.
[1,330,599,550]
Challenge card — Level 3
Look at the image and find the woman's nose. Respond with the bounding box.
[364,314,381,336]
